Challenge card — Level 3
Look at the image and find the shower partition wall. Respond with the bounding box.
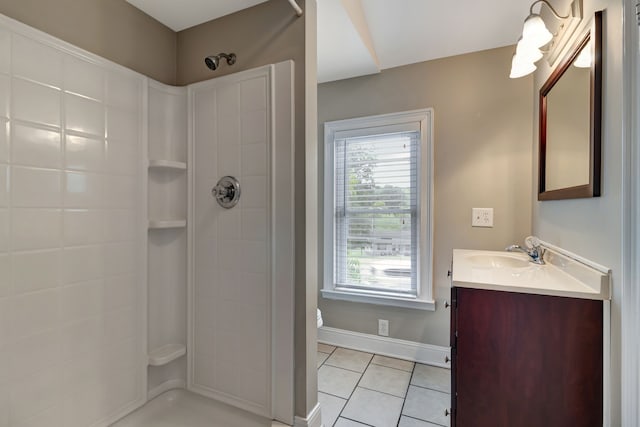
[188,62,295,424]
[0,12,295,427]
[0,15,147,427]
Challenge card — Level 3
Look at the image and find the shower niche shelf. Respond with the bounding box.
[148,159,187,171]
[148,219,187,229]
[148,343,187,366]
[147,81,189,396]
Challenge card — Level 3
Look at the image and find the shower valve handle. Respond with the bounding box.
[211,176,241,209]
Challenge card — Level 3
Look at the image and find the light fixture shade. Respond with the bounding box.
[510,54,536,79]
[516,37,544,63]
[522,14,553,48]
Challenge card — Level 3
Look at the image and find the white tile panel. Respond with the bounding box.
[11,208,62,251]
[103,307,136,345]
[62,382,103,427]
[12,123,61,169]
[217,208,240,239]
[10,329,62,380]
[105,139,137,175]
[105,174,137,208]
[107,107,139,142]
[64,171,104,208]
[11,249,61,295]
[241,175,267,208]
[103,242,136,276]
[0,74,9,119]
[63,209,104,246]
[12,35,63,88]
[0,29,10,75]
[241,143,267,176]
[106,70,140,111]
[104,209,135,242]
[64,56,104,101]
[0,120,8,163]
[241,208,267,241]
[103,274,136,311]
[65,93,104,137]
[9,288,59,340]
[12,78,60,128]
[59,280,102,325]
[191,71,278,417]
[0,255,9,298]
[240,77,267,112]
[216,142,240,178]
[241,110,267,145]
[1,15,148,427]
[0,165,6,207]
[0,298,8,345]
[0,381,8,427]
[0,209,7,252]
[65,134,104,172]
[62,245,103,284]
[193,88,216,148]
[9,367,63,424]
[12,404,63,427]
[58,318,102,362]
[0,254,11,300]
[11,166,61,207]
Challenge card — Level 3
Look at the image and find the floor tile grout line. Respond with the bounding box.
[338,415,376,426]
[409,382,451,396]
[323,361,369,374]
[332,351,374,426]
[401,413,446,426]
[396,359,418,426]
[357,384,407,400]
[317,390,350,401]
[369,360,415,374]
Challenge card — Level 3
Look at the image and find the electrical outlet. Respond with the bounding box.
[472,208,494,227]
[378,319,389,337]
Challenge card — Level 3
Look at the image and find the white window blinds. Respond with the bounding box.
[334,131,419,295]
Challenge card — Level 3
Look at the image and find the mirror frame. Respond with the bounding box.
[538,10,602,201]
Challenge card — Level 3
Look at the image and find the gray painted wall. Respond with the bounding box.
[318,45,533,347]
[532,1,624,424]
[0,0,177,84]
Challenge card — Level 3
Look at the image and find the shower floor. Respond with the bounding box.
[111,389,286,427]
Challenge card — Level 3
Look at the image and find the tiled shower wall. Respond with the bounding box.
[0,21,146,427]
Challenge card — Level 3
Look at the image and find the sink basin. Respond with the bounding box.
[466,253,531,269]
[452,249,611,301]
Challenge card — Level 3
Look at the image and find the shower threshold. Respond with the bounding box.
[111,388,289,427]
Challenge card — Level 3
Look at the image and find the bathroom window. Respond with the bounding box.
[323,109,434,310]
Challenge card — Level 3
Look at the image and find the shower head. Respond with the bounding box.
[204,53,236,71]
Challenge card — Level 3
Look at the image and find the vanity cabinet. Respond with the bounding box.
[450,286,603,427]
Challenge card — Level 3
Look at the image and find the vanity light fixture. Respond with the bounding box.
[510,0,571,78]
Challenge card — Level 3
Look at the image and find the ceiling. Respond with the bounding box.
[126,0,535,83]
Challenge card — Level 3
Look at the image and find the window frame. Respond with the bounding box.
[322,109,435,310]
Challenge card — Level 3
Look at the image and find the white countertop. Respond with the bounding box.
[452,249,611,300]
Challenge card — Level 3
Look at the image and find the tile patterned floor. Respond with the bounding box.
[318,344,451,427]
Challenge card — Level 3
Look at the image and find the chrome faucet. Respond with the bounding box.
[506,239,546,265]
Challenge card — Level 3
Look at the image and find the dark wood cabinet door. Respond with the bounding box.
[453,287,602,427]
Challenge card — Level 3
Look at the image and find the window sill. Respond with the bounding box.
[321,289,435,311]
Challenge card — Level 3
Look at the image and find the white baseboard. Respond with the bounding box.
[318,326,451,368]
[147,379,186,400]
[293,403,322,427]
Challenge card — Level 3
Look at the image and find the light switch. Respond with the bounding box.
[472,208,493,227]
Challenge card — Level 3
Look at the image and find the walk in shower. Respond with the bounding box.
[0,12,294,427]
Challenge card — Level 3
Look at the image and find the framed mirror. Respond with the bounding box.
[538,11,602,201]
